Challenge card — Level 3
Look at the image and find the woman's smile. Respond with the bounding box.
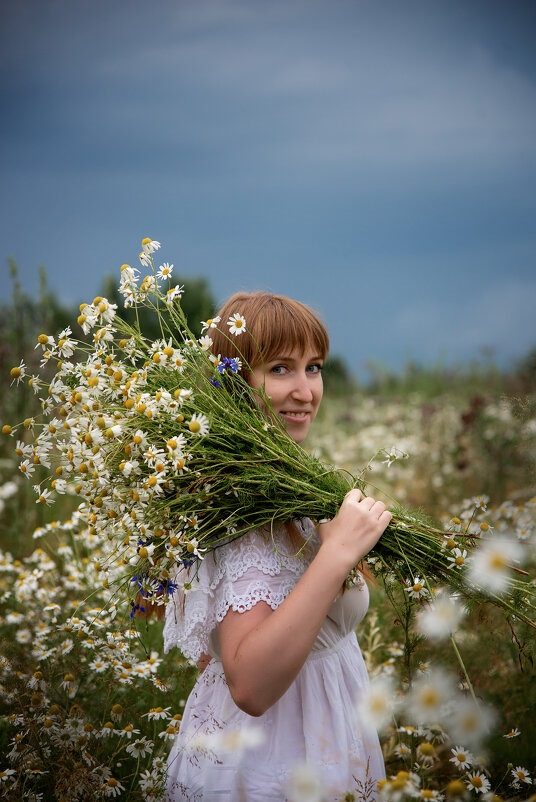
[249,348,323,443]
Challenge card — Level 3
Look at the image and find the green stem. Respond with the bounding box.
[449,634,479,708]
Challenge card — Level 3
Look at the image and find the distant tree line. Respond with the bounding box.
[1,260,357,396]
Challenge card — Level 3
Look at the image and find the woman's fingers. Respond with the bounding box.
[379,509,393,526]
[346,488,364,503]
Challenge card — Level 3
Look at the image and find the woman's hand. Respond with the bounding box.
[317,489,392,573]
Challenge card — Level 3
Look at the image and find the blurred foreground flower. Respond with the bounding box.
[416,593,466,640]
[354,674,399,733]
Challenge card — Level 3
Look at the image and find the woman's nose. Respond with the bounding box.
[291,373,313,402]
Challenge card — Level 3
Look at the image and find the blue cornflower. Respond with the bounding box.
[130,602,146,619]
[217,357,240,374]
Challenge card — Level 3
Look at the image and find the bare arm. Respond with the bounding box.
[219,490,391,717]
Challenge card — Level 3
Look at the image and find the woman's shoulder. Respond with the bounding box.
[209,518,319,582]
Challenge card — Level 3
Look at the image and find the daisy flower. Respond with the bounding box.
[382,447,409,467]
[201,316,221,332]
[405,577,430,600]
[511,766,532,788]
[141,237,161,254]
[188,413,210,436]
[165,285,184,304]
[126,737,154,758]
[157,262,173,279]
[10,360,26,385]
[418,790,443,801]
[143,706,171,721]
[450,746,474,770]
[198,335,213,351]
[34,487,54,506]
[503,727,520,738]
[19,459,36,478]
[227,313,246,335]
[471,495,489,512]
[447,549,468,570]
[0,769,16,782]
[101,777,126,798]
[394,743,412,759]
[465,772,490,794]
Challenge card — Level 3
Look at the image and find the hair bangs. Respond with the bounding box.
[210,292,329,370]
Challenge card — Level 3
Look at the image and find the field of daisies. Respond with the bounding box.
[0,247,535,801]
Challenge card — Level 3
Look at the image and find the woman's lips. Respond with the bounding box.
[278,411,310,423]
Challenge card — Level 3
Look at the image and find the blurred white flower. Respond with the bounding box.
[467,536,523,594]
[287,763,326,802]
[416,593,466,640]
[447,698,495,749]
[354,675,398,733]
[406,669,456,724]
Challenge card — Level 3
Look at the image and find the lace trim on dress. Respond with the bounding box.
[163,520,317,660]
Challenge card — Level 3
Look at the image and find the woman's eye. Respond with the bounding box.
[307,364,322,374]
[271,365,287,375]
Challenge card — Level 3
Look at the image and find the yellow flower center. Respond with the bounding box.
[189,420,201,433]
[419,742,435,756]
[446,781,465,796]
[141,238,152,246]
[422,689,439,706]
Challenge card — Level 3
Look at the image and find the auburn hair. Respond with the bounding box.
[209,292,329,371]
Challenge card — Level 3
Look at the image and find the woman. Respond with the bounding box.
[164,292,391,801]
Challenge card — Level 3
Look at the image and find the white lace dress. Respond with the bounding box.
[163,519,384,801]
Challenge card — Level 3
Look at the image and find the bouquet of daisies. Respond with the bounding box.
[4,238,535,628]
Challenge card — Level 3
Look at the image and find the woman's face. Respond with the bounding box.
[249,347,324,443]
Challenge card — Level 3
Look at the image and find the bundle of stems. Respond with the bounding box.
[5,239,535,629]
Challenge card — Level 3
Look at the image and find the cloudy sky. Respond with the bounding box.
[1,0,535,378]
